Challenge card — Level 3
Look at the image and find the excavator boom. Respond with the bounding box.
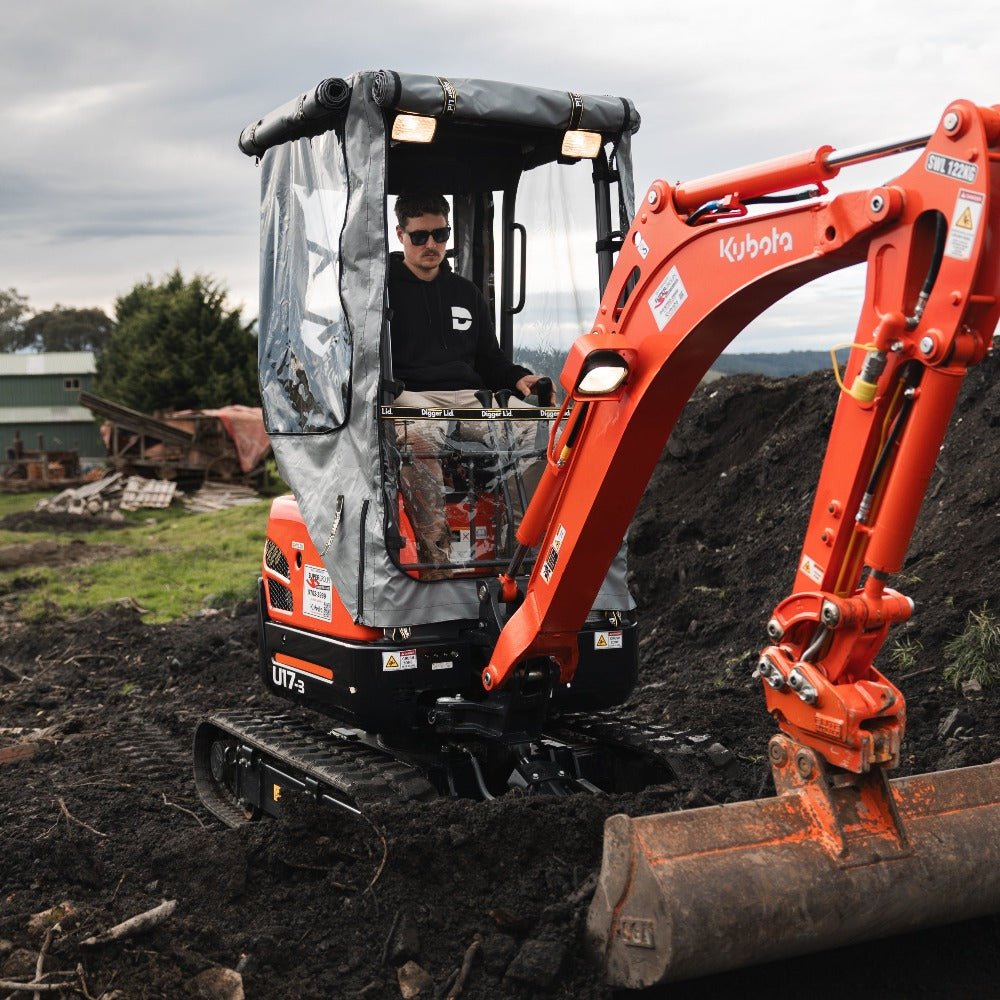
[483,99,1000,985]
[487,100,1000,713]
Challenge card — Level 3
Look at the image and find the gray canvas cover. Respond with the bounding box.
[254,70,639,627]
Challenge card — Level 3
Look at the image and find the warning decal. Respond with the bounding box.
[647,266,688,331]
[945,189,984,261]
[303,564,333,621]
[595,630,623,651]
[800,554,824,585]
[540,524,567,584]
[382,649,418,672]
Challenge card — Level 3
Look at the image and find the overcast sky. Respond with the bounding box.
[3,0,999,352]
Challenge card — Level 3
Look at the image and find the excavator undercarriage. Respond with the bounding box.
[194,707,720,825]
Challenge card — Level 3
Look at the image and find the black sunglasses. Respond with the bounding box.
[405,226,451,246]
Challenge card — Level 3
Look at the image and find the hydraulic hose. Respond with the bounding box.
[857,363,922,525]
[906,212,948,329]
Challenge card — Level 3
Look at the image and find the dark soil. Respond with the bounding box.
[0,511,127,534]
[3,358,1000,999]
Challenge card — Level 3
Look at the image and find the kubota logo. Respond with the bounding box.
[720,226,793,263]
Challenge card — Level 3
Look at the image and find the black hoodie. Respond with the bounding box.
[387,253,530,393]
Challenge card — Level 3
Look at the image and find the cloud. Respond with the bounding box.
[2,0,1000,349]
[9,81,151,123]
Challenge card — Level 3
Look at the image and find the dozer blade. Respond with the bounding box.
[587,735,1000,988]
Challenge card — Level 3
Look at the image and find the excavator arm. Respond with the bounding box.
[486,99,1000,778]
[503,99,1000,987]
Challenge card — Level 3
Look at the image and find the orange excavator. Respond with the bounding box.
[195,71,1000,987]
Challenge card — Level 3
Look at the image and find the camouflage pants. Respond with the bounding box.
[394,389,545,570]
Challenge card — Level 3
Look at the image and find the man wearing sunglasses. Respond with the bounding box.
[388,193,546,578]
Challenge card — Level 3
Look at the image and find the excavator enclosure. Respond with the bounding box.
[243,70,638,630]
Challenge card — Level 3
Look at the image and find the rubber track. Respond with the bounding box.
[115,714,204,808]
[195,709,439,828]
[544,710,730,782]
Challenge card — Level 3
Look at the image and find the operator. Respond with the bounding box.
[388,192,546,578]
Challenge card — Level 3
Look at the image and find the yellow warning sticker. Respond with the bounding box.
[273,784,282,802]
[800,554,824,585]
[595,630,624,650]
[946,189,984,261]
[382,649,418,671]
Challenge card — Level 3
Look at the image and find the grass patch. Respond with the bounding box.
[943,603,1000,688]
[0,497,268,623]
[0,491,52,524]
[887,635,924,673]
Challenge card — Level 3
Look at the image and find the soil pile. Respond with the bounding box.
[2,358,1000,999]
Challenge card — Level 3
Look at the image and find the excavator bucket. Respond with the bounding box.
[587,735,1000,988]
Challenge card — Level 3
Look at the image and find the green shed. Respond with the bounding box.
[0,352,105,461]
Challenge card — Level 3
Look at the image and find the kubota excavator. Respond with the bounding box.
[194,70,1000,987]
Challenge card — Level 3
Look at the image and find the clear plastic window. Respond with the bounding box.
[509,160,602,370]
[259,131,352,433]
[382,161,598,579]
[383,401,553,580]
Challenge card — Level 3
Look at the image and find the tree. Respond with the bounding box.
[20,305,114,354]
[96,270,259,413]
[0,287,30,351]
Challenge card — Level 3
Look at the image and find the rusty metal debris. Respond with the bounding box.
[79,391,270,486]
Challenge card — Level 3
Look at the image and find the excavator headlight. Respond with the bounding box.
[561,129,602,159]
[391,114,437,143]
[575,350,630,396]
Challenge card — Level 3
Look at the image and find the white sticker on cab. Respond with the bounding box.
[382,649,418,671]
[303,564,332,621]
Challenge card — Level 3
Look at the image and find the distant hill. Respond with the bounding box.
[711,350,845,377]
[515,346,847,383]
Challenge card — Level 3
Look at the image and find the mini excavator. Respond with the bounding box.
[195,71,1000,987]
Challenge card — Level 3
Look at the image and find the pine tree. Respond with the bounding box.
[96,270,258,412]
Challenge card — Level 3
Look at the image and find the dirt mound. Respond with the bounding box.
[0,539,127,575]
[2,358,1000,998]
[0,510,127,533]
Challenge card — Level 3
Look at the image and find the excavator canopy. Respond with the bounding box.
[240,70,640,628]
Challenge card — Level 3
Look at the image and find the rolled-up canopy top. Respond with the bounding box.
[239,70,640,157]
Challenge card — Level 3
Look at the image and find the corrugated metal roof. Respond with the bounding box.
[0,406,95,423]
[0,352,96,377]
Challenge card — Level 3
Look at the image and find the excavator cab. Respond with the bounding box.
[230,71,643,756]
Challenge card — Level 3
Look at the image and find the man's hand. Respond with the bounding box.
[516,374,544,397]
